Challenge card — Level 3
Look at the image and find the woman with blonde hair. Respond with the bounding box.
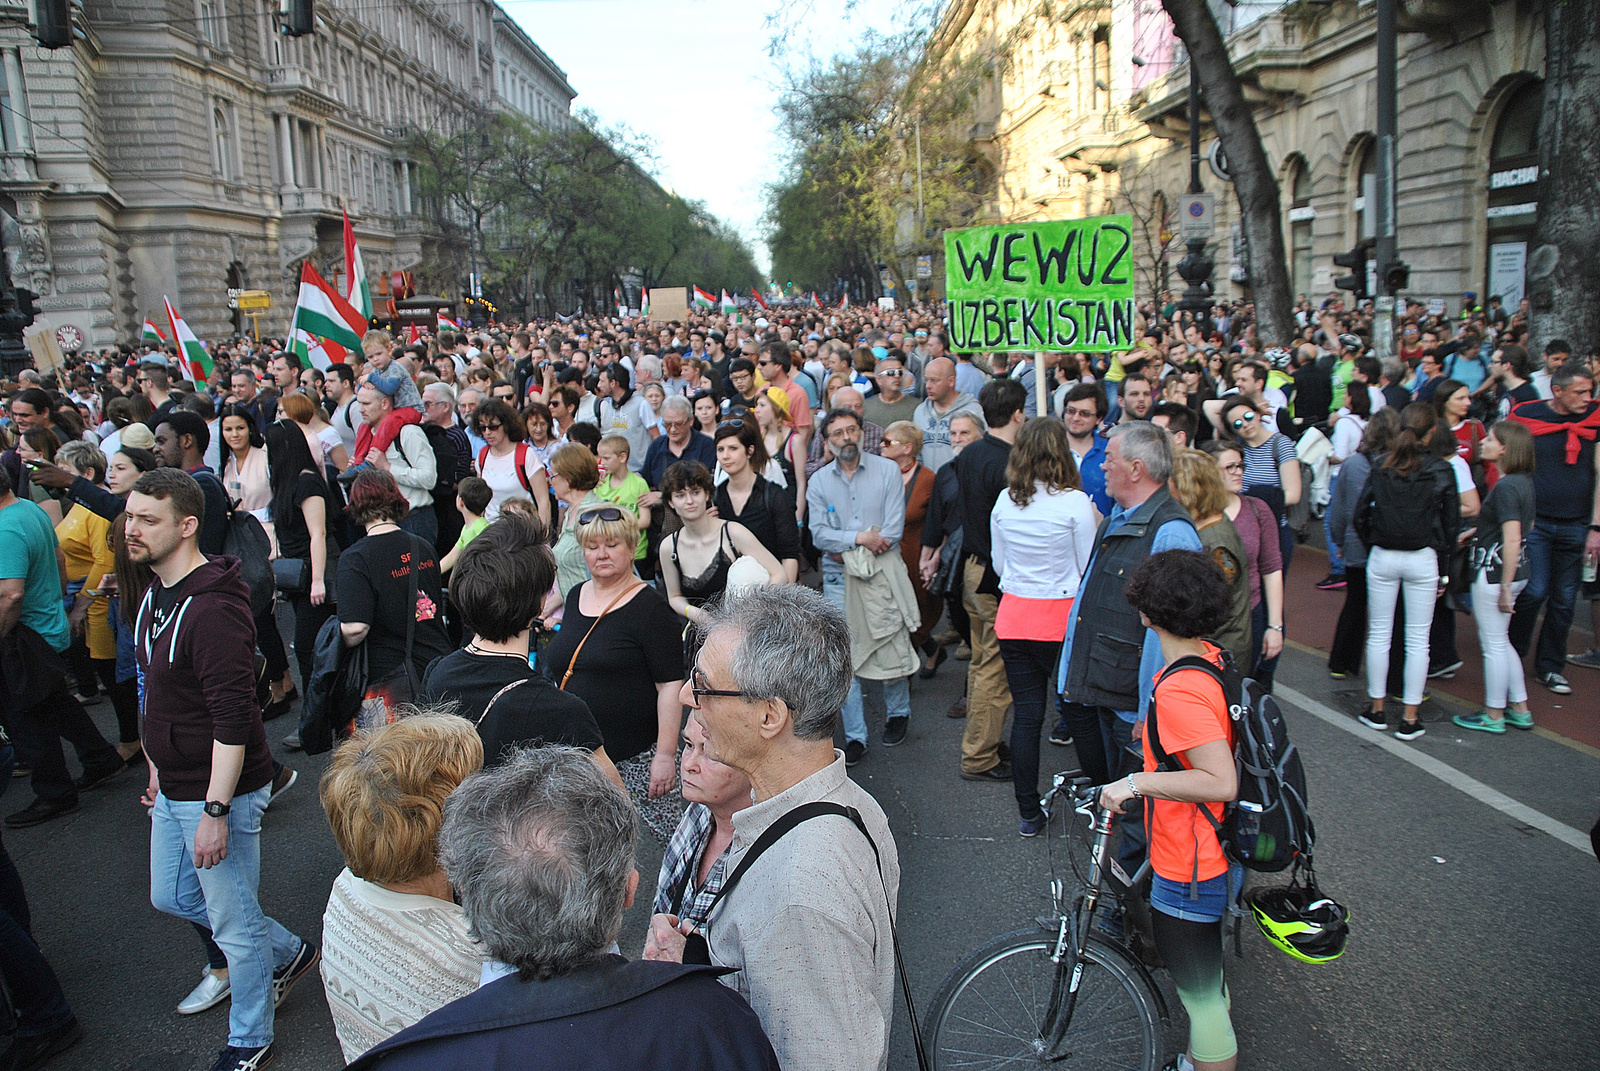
[547,443,605,606]
[318,711,487,1061]
[1169,449,1253,668]
[990,418,1098,837]
[539,505,686,842]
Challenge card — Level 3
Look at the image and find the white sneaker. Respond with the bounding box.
[177,967,230,1015]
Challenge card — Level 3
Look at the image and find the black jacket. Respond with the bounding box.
[1061,486,1194,711]
[346,955,779,1071]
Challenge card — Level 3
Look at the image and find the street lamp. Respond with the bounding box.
[1174,57,1213,332]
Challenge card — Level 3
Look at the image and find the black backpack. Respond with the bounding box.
[1147,650,1314,874]
[394,423,458,498]
[1353,462,1444,552]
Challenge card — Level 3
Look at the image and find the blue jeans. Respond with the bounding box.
[150,786,300,1048]
[999,638,1064,820]
[822,568,910,745]
[400,504,438,550]
[1322,471,1344,576]
[1510,519,1586,676]
[1099,709,1147,875]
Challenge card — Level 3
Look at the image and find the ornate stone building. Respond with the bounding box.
[0,0,573,348]
[933,0,1546,312]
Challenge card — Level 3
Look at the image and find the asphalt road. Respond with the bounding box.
[7,616,1597,1071]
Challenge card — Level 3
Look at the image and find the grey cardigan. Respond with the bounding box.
[1326,451,1370,567]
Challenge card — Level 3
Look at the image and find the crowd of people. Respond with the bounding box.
[0,286,1591,1071]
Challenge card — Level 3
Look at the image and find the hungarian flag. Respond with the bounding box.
[750,288,768,311]
[692,286,715,308]
[163,298,212,383]
[438,312,461,332]
[810,292,821,308]
[640,287,651,317]
[406,323,421,344]
[719,289,736,313]
[290,262,365,371]
[343,211,372,320]
[140,317,166,344]
[614,286,626,317]
[841,291,850,309]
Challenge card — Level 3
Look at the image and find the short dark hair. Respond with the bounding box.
[978,377,1028,429]
[160,409,211,455]
[662,459,716,502]
[1063,382,1107,419]
[565,422,601,452]
[471,398,525,442]
[714,416,770,471]
[456,475,493,516]
[1544,338,1572,358]
[327,363,356,387]
[600,364,631,391]
[450,512,554,643]
[11,387,50,414]
[182,392,216,421]
[758,340,791,372]
[1124,549,1231,638]
[1150,401,1197,442]
[276,350,303,371]
[130,467,206,524]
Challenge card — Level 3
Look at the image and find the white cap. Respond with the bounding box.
[755,317,770,328]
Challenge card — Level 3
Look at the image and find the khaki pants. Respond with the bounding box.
[961,558,1011,773]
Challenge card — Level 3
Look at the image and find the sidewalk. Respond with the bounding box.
[1284,544,1599,752]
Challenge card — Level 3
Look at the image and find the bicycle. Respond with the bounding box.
[925,770,1168,1070]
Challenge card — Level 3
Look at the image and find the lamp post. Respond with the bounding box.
[1174,59,1213,334]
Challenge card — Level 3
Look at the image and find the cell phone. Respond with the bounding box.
[23,459,42,468]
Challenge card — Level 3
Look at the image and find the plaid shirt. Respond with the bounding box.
[651,802,729,926]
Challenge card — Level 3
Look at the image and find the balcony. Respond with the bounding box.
[279,187,339,216]
[263,64,340,116]
[1053,108,1129,168]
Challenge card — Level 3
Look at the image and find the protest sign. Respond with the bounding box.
[944,214,1136,352]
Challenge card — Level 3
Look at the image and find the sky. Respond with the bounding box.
[498,0,907,278]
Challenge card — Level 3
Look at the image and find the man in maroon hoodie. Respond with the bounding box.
[127,469,319,1071]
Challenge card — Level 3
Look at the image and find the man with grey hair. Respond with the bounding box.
[641,394,715,506]
[645,585,900,1071]
[348,747,778,1071]
[1057,421,1199,867]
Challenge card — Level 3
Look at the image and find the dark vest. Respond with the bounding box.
[1062,485,1194,711]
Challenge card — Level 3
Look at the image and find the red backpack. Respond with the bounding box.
[477,442,534,494]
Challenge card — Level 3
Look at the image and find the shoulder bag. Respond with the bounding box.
[558,581,643,690]
[679,801,930,1071]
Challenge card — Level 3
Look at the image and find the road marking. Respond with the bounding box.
[1275,684,1593,855]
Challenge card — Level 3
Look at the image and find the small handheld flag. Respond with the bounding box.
[692,286,715,309]
[162,298,213,384]
[140,317,167,344]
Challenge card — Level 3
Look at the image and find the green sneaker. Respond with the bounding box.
[1452,712,1506,735]
[1502,709,1534,730]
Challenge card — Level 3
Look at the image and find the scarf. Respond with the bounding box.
[1509,400,1600,465]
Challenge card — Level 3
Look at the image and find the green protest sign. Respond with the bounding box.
[944,214,1136,352]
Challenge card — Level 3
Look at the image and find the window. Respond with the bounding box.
[197,0,224,48]
[1287,156,1314,297]
[1352,140,1375,241]
[212,105,233,181]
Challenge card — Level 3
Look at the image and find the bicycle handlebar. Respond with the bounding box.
[1049,770,1104,812]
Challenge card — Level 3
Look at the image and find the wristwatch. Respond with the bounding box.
[203,800,231,818]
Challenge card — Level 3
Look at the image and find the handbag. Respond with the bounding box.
[558,581,643,690]
[272,557,310,594]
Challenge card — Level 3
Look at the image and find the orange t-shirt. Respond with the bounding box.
[1144,643,1233,883]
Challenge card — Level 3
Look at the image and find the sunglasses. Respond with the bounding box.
[1230,412,1258,429]
[717,419,745,432]
[577,506,626,525]
[480,422,503,431]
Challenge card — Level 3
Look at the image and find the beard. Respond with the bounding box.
[836,442,861,465]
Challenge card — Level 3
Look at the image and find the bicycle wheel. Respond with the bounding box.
[927,926,1163,1071]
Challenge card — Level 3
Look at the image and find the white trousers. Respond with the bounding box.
[1471,573,1529,710]
[1366,547,1438,706]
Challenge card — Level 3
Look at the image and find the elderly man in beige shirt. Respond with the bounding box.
[645,584,900,1071]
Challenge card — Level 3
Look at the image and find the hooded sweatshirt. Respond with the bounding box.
[135,555,273,801]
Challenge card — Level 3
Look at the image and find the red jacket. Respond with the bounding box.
[135,556,273,802]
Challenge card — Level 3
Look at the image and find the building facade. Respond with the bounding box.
[0,0,573,349]
[932,0,1546,314]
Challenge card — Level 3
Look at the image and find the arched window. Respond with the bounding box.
[212,106,233,182]
[1485,81,1543,312]
[1286,155,1314,297]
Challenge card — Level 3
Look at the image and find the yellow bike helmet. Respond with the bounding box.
[1246,867,1349,965]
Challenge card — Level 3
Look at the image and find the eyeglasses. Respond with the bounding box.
[1065,406,1099,420]
[1220,461,1244,474]
[576,506,626,525]
[689,665,753,704]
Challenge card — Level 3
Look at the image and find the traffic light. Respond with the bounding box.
[1383,260,1410,294]
[281,0,314,36]
[1333,240,1373,301]
[35,0,71,48]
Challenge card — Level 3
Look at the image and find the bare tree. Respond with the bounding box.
[1160,0,1295,345]
[1528,0,1600,352]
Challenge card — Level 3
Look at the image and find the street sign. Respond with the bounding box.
[1207,140,1232,183]
[877,297,895,310]
[1179,193,1216,241]
[916,254,933,280]
[944,213,1137,353]
[229,289,271,311]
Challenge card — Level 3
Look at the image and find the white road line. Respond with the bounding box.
[1274,684,1593,855]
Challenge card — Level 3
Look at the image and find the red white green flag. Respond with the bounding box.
[750,288,768,310]
[290,262,365,370]
[140,317,166,344]
[342,211,373,320]
[692,286,715,308]
[162,297,212,383]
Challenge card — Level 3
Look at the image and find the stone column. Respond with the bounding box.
[277,113,296,189]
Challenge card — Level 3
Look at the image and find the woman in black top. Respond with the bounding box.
[711,419,800,581]
[337,470,452,728]
[539,505,685,841]
[267,418,337,691]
